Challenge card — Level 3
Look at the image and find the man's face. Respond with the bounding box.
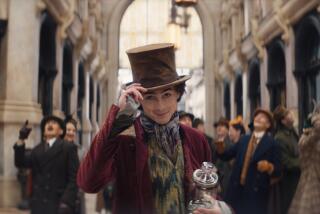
[179,116,193,127]
[216,125,229,139]
[44,120,63,139]
[253,113,270,131]
[141,87,180,125]
[281,111,294,128]
[196,124,205,134]
[64,122,76,142]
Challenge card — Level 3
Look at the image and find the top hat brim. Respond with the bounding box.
[144,75,191,91]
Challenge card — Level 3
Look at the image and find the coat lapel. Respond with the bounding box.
[252,134,272,162]
[40,139,63,168]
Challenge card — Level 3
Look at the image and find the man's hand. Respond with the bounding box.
[257,160,274,174]
[19,120,32,140]
[118,83,147,111]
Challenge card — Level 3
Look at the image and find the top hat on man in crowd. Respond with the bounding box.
[213,117,229,129]
[126,43,191,91]
[40,115,66,138]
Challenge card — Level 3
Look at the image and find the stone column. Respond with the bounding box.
[242,71,249,122]
[81,71,92,150]
[285,29,298,110]
[260,50,270,109]
[0,0,42,207]
[52,37,63,118]
[70,54,79,116]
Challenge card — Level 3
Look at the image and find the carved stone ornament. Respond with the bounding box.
[251,18,265,59]
[37,0,76,40]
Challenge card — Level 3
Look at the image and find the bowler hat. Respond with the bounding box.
[273,105,289,123]
[40,115,66,138]
[213,117,229,129]
[253,108,274,131]
[126,43,190,91]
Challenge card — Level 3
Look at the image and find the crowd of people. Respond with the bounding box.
[12,43,320,214]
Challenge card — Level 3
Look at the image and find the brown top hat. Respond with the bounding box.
[126,43,190,91]
[213,117,229,129]
[273,105,290,123]
[253,108,274,131]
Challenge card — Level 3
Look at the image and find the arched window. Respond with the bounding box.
[267,39,286,111]
[294,12,320,131]
[38,12,57,116]
[248,58,261,119]
[235,74,243,116]
[224,82,231,119]
[62,41,73,115]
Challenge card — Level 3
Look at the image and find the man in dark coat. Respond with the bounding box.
[213,117,233,198]
[215,109,281,214]
[14,116,79,214]
[273,105,300,214]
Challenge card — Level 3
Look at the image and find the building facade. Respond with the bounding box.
[0,0,108,207]
[214,0,320,131]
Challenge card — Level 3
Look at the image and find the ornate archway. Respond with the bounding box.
[104,0,216,133]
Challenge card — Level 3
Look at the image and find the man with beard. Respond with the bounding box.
[14,116,79,214]
[215,109,281,214]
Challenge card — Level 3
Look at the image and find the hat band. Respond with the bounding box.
[139,76,180,88]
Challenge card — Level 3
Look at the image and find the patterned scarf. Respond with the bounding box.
[140,112,181,162]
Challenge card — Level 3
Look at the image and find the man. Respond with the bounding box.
[178,110,194,127]
[193,118,214,147]
[273,105,300,214]
[215,109,281,214]
[213,117,233,198]
[14,116,79,214]
[77,43,231,214]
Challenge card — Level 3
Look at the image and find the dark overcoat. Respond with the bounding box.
[14,139,79,214]
[274,126,300,213]
[219,133,281,214]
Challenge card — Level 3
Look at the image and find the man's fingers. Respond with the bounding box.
[25,120,29,126]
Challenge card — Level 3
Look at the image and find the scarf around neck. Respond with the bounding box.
[140,112,181,161]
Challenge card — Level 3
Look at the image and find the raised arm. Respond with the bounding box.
[77,83,146,193]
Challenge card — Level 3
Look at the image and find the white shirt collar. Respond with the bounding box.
[47,138,57,147]
[253,131,265,144]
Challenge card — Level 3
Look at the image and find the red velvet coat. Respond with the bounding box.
[77,105,211,213]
